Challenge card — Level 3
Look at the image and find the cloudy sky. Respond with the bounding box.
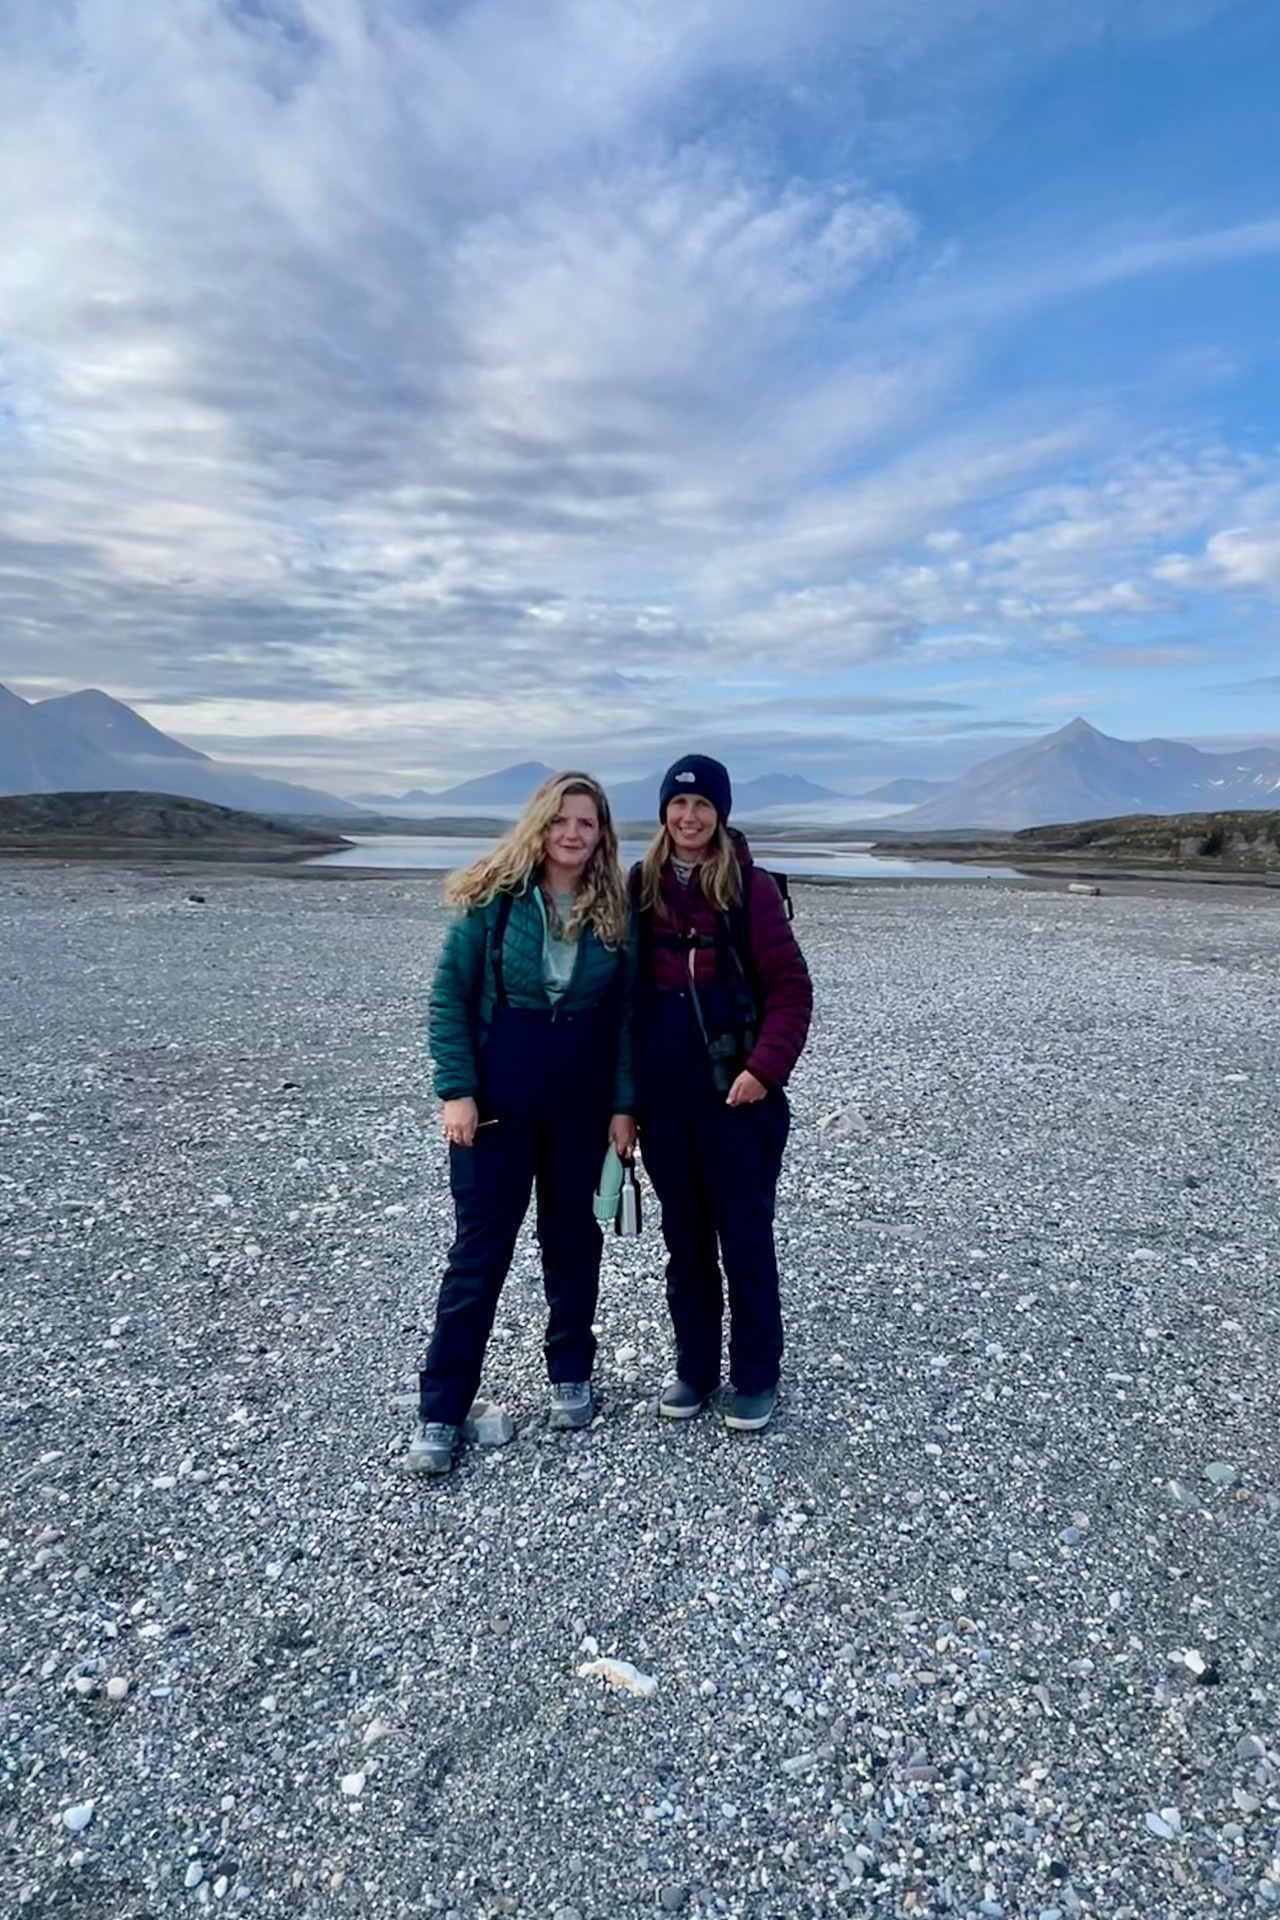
[2,0,1278,793]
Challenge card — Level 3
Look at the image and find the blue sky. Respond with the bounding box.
[1,0,1277,792]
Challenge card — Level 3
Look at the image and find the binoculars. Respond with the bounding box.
[706,1027,756,1096]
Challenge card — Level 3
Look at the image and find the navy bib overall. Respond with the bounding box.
[419,995,615,1426]
[636,973,789,1399]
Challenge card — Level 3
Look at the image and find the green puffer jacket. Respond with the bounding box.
[429,883,636,1112]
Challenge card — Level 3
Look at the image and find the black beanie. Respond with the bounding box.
[658,754,732,824]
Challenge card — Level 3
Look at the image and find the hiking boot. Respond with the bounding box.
[723,1386,777,1433]
[404,1421,460,1474]
[548,1381,594,1430]
[658,1377,716,1420]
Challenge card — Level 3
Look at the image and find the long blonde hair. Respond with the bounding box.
[638,820,742,920]
[444,772,628,948]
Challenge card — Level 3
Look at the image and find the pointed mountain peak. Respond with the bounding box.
[57,687,120,707]
[37,689,210,763]
[1054,716,1105,743]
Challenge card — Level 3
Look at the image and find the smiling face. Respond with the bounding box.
[542,790,602,881]
[665,791,719,860]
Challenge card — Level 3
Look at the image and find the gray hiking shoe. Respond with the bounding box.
[723,1386,777,1433]
[548,1381,594,1430]
[658,1377,716,1420]
[404,1421,460,1474]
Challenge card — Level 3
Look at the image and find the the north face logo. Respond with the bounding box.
[676,770,695,782]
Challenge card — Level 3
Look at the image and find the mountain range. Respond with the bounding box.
[350,727,1280,828]
[355,766,850,816]
[4,686,1278,831]
[896,718,1280,829]
[858,776,948,806]
[0,685,361,816]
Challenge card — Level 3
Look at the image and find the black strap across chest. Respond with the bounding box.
[636,866,756,1001]
[490,891,514,1006]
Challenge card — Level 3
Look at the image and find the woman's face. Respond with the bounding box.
[543,792,602,880]
[666,793,719,860]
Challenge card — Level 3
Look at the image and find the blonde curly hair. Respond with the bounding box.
[444,772,628,948]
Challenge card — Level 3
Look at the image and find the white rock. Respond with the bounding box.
[339,1771,366,1797]
[463,1399,516,1446]
[61,1803,94,1833]
[106,1677,130,1702]
[184,1862,205,1890]
[73,1676,96,1697]
[1143,1807,1181,1840]
[576,1657,658,1699]
[578,1635,600,1657]
[361,1718,397,1747]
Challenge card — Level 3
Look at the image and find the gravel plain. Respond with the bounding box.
[2,862,1278,1920]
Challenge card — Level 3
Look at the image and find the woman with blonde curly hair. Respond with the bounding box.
[408,772,636,1475]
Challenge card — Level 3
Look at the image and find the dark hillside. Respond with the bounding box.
[0,790,352,859]
[883,809,1280,881]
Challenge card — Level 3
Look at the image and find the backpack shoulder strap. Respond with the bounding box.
[771,869,794,921]
[717,865,756,999]
[721,863,795,987]
[489,890,514,1006]
[628,863,658,975]
[726,863,752,964]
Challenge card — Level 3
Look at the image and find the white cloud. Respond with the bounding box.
[1181,524,1280,595]
[0,0,1277,780]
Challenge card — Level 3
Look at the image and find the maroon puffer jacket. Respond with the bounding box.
[634,835,813,1090]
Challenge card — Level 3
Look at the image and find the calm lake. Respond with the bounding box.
[308,834,1020,882]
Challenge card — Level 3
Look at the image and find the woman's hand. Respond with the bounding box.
[726,1070,767,1108]
[442,1096,480,1147]
[609,1113,638,1159]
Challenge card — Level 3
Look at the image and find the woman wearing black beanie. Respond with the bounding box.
[630,755,812,1430]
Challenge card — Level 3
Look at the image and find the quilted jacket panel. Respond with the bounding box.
[429,882,634,1111]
